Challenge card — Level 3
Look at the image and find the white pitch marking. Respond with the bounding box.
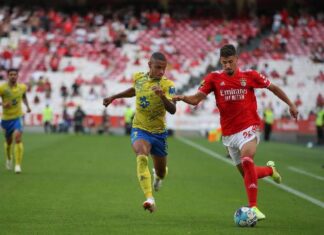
[176,137,324,209]
[288,166,324,181]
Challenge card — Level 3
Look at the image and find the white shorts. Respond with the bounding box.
[222,125,260,165]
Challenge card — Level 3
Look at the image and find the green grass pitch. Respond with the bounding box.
[0,133,323,234]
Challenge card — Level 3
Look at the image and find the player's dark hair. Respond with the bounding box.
[220,44,236,57]
[150,52,167,62]
[7,68,19,73]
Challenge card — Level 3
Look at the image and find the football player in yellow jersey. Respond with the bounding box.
[103,52,176,213]
[0,69,31,173]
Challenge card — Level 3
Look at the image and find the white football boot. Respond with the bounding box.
[6,159,13,170]
[14,165,22,174]
[143,197,156,213]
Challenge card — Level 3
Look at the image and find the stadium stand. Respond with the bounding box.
[0,3,323,134]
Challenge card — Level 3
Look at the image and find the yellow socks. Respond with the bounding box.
[14,142,24,166]
[137,155,153,199]
[4,142,12,160]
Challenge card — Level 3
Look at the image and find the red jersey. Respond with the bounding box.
[198,69,271,136]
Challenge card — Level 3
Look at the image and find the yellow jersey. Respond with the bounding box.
[132,72,175,133]
[0,83,27,120]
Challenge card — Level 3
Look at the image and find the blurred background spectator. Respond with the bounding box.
[0,0,323,143]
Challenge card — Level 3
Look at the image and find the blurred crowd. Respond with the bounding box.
[0,5,323,130]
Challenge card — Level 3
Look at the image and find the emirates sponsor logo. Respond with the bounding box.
[220,88,247,101]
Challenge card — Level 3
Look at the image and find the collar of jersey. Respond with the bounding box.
[224,68,240,78]
[8,83,18,88]
[146,73,161,82]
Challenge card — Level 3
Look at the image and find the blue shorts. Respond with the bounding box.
[1,117,23,139]
[131,128,168,157]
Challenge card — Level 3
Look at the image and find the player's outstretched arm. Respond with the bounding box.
[267,83,298,120]
[103,87,135,107]
[173,92,206,106]
[22,93,31,113]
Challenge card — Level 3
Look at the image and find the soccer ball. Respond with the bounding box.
[234,207,257,227]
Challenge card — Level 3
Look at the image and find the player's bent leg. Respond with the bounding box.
[152,167,168,192]
[136,155,152,198]
[3,131,13,170]
[152,155,167,192]
[150,132,168,192]
[266,161,282,184]
[241,139,258,208]
[137,154,156,212]
[6,158,13,170]
[254,165,272,179]
[152,168,160,192]
[238,161,274,181]
[132,137,156,212]
[131,132,156,213]
[4,139,13,170]
[241,157,258,207]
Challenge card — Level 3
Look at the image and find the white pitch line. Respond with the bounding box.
[288,166,324,181]
[176,137,324,209]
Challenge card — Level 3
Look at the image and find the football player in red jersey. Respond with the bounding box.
[173,44,298,220]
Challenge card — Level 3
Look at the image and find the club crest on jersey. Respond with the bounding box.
[169,86,176,95]
[220,81,225,86]
[240,78,247,87]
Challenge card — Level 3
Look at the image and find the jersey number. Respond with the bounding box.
[243,126,257,139]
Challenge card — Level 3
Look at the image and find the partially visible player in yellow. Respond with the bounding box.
[103,52,176,213]
[0,68,31,173]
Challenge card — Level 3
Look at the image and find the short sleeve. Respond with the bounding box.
[250,71,271,88]
[132,72,141,88]
[21,84,27,93]
[0,85,3,96]
[198,73,214,95]
[164,80,176,100]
